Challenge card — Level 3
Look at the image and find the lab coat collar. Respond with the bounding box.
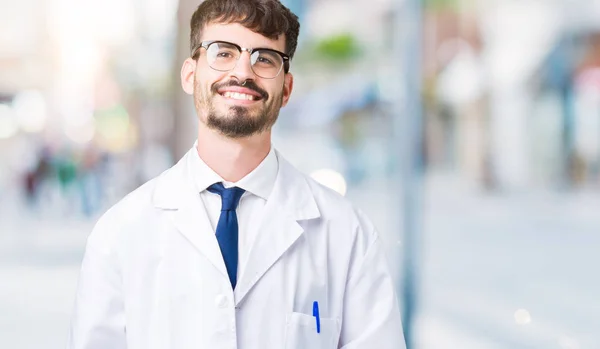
[152,147,229,278]
[152,145,320,299]
[152,146,320,221]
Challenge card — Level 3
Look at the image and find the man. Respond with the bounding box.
[68,0,406,348]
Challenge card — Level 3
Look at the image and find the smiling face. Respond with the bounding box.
[181,23,294,139]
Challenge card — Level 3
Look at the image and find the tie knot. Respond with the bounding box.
[207,182,245,211]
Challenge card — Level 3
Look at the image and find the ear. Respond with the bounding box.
[181,58,197,95]
[281,72,294,107]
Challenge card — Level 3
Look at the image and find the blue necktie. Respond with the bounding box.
[207,182,245,289]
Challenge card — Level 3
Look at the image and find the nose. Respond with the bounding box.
[229,51,256,82]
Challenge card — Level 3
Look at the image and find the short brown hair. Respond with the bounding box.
[190,0,300,60]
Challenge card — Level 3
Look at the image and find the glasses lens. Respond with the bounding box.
[206,42,240,71]
[250,50,284,79]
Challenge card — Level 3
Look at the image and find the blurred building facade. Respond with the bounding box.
[4,0,600,203]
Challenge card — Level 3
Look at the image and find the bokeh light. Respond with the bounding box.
[0,104,19,139]
[64,119,95,144]
[310,168,348,196]
[514,309,532,325]
[12,90,48,133]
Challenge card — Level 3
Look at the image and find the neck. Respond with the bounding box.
[196,123,272,183]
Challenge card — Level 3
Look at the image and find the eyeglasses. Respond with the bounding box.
[191,40,290,79]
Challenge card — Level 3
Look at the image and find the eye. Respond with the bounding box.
[253,50,281,67]
[257,56,274,65]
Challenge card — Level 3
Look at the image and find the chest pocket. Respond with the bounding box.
[284,312,339,349]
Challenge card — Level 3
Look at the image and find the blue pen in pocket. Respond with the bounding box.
[312,301,321,334]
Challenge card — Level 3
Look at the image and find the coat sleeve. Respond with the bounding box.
[338,231,406,349]
[67,214,127,349]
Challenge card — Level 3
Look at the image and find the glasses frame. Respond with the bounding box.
[191,40,291,79]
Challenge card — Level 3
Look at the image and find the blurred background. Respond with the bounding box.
[1,0,599,348]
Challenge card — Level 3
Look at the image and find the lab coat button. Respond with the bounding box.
[215,294,229,308]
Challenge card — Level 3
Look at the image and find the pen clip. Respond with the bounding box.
[313,301,321,334]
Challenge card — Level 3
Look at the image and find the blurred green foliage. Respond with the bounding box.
[312,33,361,62]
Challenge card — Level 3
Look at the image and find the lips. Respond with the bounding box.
[214,81,268,102]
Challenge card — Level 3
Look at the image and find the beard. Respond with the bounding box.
[194,78,283,138]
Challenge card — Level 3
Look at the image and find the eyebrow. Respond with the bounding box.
[211,40,284,53]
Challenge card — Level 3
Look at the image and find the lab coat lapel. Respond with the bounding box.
[233,202,302,305]
[152,150,228,279]
[234,151,320,305]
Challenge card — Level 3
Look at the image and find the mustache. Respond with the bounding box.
[212,80,269,100]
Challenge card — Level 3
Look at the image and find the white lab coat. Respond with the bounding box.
[68,147,406,349]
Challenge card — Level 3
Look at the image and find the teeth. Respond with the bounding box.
[223,92,255,101]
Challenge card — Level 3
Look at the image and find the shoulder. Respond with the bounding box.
[91,150,189,238]
[276,151,375,233]
[86,174,163,251]
[106,176,160,221]
[297,167,377,240]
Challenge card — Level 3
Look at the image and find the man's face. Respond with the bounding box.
[181,23,294,139]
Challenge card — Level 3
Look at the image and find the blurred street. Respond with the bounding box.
[2,173,598,349]
[416,175,600,349]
